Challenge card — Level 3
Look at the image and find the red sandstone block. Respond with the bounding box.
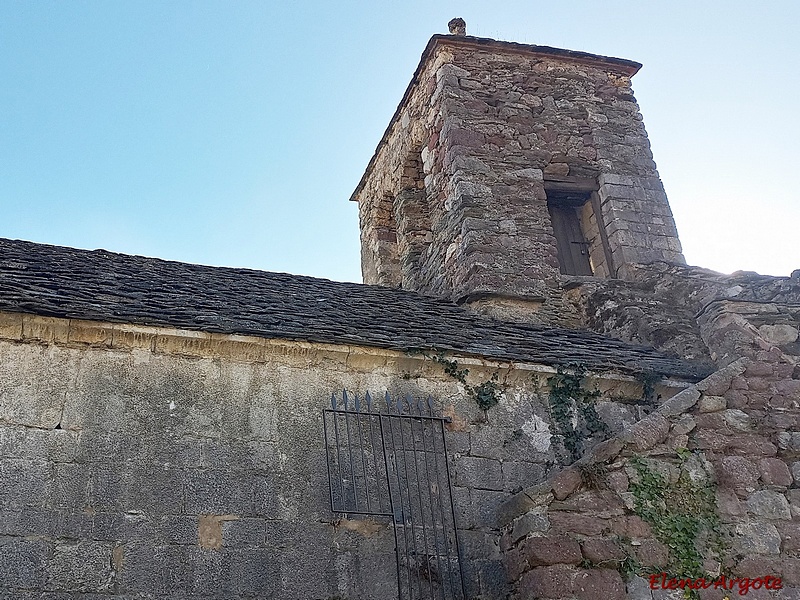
[519,565,576,599]
[745,362,776,377]
[611,515,652,538]
[523,535,582,567]
[759,458,793,487]
[581,538,625,564]
[548,512,610,537]
[551,467,582,500]
[574,568,625,600]
[632,539,669,568]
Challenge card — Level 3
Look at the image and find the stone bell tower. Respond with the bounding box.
[351,22,684,320]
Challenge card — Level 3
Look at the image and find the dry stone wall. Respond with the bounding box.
[500,272,800,600]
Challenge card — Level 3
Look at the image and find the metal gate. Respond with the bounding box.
[323,390,467,600]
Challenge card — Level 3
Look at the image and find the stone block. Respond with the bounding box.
[502,461,545,491]
[632,539,669,567]
[657,387,700,417]
[717,456,759,495]
[735,522,782,554]
[469,488,508,529]
[0,459,50,508]
[627,575,655,600]
[510,508,550,542]
[46,540,115,592]
[223,517,266,547]
[698,396,727,413]
[574,568,625,600]
[121,543,192,595]
[624,413,670,451]
[68,320,113,346]
[581,538,625,565]
[551,466,582,500]
[611,515,652,538]
[0,312,23,340]
[519,564,575,598]
[760,458,793,487]
[522,535,582,566]
[184,469,258,515]
[747,490,792,520]
[548,511,610,536]
[455,455,503,490]
[0,537,49,590]
[0,343,73,428]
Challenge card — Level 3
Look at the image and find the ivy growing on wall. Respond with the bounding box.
[629,450,726,598]
[547,364,609,462]
[408,350,503,411]
[431,354,502,410]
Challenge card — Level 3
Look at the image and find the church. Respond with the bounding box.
[1,19,798,600]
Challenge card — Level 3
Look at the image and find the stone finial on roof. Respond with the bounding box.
[448,18,466,36]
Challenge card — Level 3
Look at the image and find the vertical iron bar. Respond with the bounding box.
[408,399,435,599]
[355,395,372,513]
[343,397,359,513]
[378,413,404,600]
[366,398,385,512]
[393,403,422,599]
[331,407,346,512]
[427,402,457,599]
[385,395,415,599]
[322,411,335,513]
[419,402,447,600]
[440,419,468,600]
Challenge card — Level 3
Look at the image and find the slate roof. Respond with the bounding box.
[0,238,709,380]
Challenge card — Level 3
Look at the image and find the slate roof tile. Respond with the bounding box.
[0,238,710,380]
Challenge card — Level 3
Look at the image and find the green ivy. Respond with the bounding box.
[635,370,663,405]
[408,350,502,411]
[629,451,726,598]
[547,364,609,462]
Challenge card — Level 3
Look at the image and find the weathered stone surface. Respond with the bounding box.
[658,387,700,417]
[632,539,669,567]
[519,564,575,598]
[510,509,550,542]
[747,491,792,520]
[550,466,582,500]
[574,568,625,600]
[581,538,625,565]
[760,458,793,487]
[698,395,727,413]
[624,413,670,451]
[456,455,504,490]
[735,522,782,554]
[626,575,655,600]
[522,535,582,566]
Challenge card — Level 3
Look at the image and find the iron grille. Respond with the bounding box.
[323,390,467,600]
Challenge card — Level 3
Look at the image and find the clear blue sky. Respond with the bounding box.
[2,1,798,281]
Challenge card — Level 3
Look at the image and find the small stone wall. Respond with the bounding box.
[500,332,800,599]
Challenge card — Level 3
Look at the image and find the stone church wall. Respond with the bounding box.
[0,311,688,599]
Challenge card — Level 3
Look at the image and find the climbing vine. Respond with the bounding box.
[547,364,609,462]
[629,450,726,598]
[406,350,503,410]
[430,353,502,410]
[635,370,663,406]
